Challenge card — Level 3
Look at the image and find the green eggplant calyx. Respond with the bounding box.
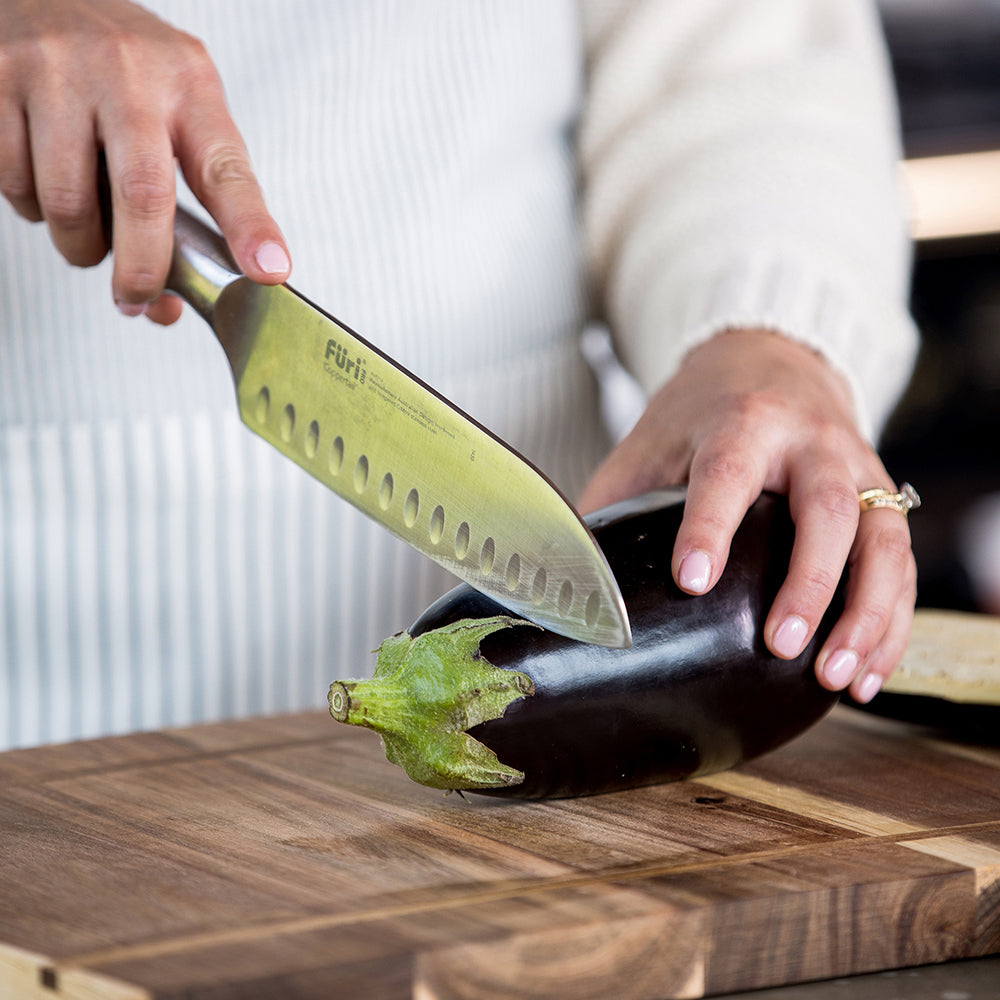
[328,615,535,790]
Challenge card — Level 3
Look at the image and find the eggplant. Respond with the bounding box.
[329,488,843,798]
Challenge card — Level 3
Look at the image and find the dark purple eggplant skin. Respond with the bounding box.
[409,488,844,799]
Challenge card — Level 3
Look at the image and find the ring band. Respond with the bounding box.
[858,483,921,517]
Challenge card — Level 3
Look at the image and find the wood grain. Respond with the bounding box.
[1,614,999,998]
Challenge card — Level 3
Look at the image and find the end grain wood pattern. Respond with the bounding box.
[0,613,998,999]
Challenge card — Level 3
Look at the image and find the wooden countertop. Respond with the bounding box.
[1,615,998,999]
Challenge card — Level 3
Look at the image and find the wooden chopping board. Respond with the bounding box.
[1,613,998,1000]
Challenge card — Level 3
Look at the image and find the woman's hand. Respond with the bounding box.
[579,328,917,703]
[0,0,290,323]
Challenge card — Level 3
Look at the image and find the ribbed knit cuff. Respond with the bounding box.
[613,248,919,443]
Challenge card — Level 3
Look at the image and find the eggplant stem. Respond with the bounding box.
[328,616,535,790]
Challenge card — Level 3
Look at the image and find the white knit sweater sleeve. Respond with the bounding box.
[577,0,918,441]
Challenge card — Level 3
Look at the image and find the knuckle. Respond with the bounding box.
[805,565,843,600]
[815,420,863,457]
[116,161,173,217]
[799,564,843,605]
[40,185,94,229]
[93,27,148,76]
[198,142,255,192]
[101,23,178,68]
[682,508,731,547]
[174,33,219,84]
[691,446,755,492]
[9,29,63,73]
[93,23,215,98]
[728,389,792,430]
[864,522,914,570]
[0,39,23,86]
[0,167,35,206]
[856,602,893,645]
[812,480,861,529]
[116,263,164,301]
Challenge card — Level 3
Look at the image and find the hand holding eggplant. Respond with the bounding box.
[578,327,918,705]
[0,0,290,322]
[330,489,843,798]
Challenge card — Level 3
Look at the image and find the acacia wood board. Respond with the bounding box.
[1,625,999,998]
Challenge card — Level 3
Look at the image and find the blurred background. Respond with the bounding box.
[876,0,1000,617]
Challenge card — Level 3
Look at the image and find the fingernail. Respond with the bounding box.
[254,241,290,276]
[679,551,712,594]
[772,615,809,658]
[822,649,859,688]
[855,672,883,704]
[116,301,148,317]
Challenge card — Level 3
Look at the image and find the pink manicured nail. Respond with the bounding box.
[116,301,148,317]
[772,615,809,658]
[855,672,883,704]
[254,241,290,276]
[679,551,712,593]
[822,649,859,688]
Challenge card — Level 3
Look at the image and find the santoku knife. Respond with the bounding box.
[166,205,631,648]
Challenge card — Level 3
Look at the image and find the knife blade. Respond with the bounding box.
[166,206,631,648]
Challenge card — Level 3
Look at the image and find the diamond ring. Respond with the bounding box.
[858,483,921,518]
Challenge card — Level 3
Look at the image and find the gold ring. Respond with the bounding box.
[858,483,921,517]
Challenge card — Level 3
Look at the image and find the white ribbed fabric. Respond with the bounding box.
[579,0,918,440]
[0,0,608,749]
[0,0,916,750]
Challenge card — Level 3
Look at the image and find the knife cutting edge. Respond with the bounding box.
[165,205,631,648]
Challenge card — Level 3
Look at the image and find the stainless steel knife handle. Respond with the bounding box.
[166,206,243,323]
